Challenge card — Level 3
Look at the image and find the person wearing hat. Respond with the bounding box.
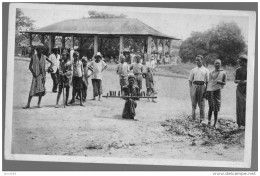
[122,74,139,119]
[116,54,129,94]
[88,52,107,101]
[129,55,144,95]
[23,45,47,109]
[188,55,209,122]
[234,54,247,129]
[55,51,72,107]
[69,51,84,106]
[206,59,227,127]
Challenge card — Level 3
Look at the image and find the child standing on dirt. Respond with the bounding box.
[82,57,89,102]
[146,67,157,103]
[206,59,226,128]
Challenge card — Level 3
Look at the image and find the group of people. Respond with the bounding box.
[22,44,247,129]
[23,45,107,109]
[188,54,247,129]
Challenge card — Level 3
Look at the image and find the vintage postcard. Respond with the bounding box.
[4,3,256,168]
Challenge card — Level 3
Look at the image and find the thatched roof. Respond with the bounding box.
[23,18,179,40]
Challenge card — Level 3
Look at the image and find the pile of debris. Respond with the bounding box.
[161,115,245,147]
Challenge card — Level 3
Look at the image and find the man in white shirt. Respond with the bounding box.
[48,48,59,92]
[89,52,107,101]
[188,55,209,122]
[129,55,143,94]
[116,54,129,93]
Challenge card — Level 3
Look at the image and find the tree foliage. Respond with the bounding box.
[16,8,35,31]
[88,10,127,18]
[179,22,246,66]
[15,8,35,46]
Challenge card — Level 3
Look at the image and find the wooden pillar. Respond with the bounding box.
[156,38,160,53]
[41,34,44,45]
[62,36,65,49]
[72,35,74,49]
[94,35,98,55]
[162,39,166,55]
[119,35,124,62]
[49,34,55,54]
[147,36,152,59]
[169,39,173,57]
[29,33,32,46]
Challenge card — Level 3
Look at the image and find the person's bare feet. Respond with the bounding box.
[55,104,59,108]
[37,105,42,108]
[23,105,30,109]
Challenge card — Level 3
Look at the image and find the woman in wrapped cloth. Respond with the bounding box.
[122,74,139,119]
[206,59,226,127]
[234,55,247,130]
[23,45,48,109]
[55,51,72,107]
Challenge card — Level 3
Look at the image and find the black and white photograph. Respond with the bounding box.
[4,3,256,168]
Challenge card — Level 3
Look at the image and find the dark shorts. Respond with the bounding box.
[72,76,83,90]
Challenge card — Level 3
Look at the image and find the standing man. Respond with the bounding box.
[47,48,59,92]
[69,51,84,106]
[116,54,129,93]
[23,45,47,109]
[89,52,107,101]
[55,51,72,107]
[188,55,209,122]
[129,55,143,94]
[206,59,226,127]
[234,55,247,130]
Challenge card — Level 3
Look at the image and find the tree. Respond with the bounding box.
[88,10,127,18]
[16,8,34,31]
[179,22,246,66]
[15,8,35,46]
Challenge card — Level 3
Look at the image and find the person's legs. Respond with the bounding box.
[51,73,58,92]
[79,90,84,106]
[208,109,212,125]
[55,86,62,108]
[37,95,43,108]
[92,79,97,100]
[23,95,33,109]
[190,85,197,120]
[65,87,70,106]
[198,85,205,122]
[98,79,102,101]
[213,111,218,127]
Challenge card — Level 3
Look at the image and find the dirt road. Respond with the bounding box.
[11,58,244,161]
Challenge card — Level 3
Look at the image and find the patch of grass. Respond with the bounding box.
[157,62,237,81]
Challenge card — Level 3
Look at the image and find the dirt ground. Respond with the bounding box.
[11,57,244,161]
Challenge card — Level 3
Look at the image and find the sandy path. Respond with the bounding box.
[11,58,243,161]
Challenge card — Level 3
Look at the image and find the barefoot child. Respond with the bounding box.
[146,67,157,103]
[82,57,89,102]
[69,51,84,106]
[55,52,72,107]
[206,59,226,127]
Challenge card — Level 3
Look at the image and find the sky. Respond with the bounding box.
[20,4,249,41]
